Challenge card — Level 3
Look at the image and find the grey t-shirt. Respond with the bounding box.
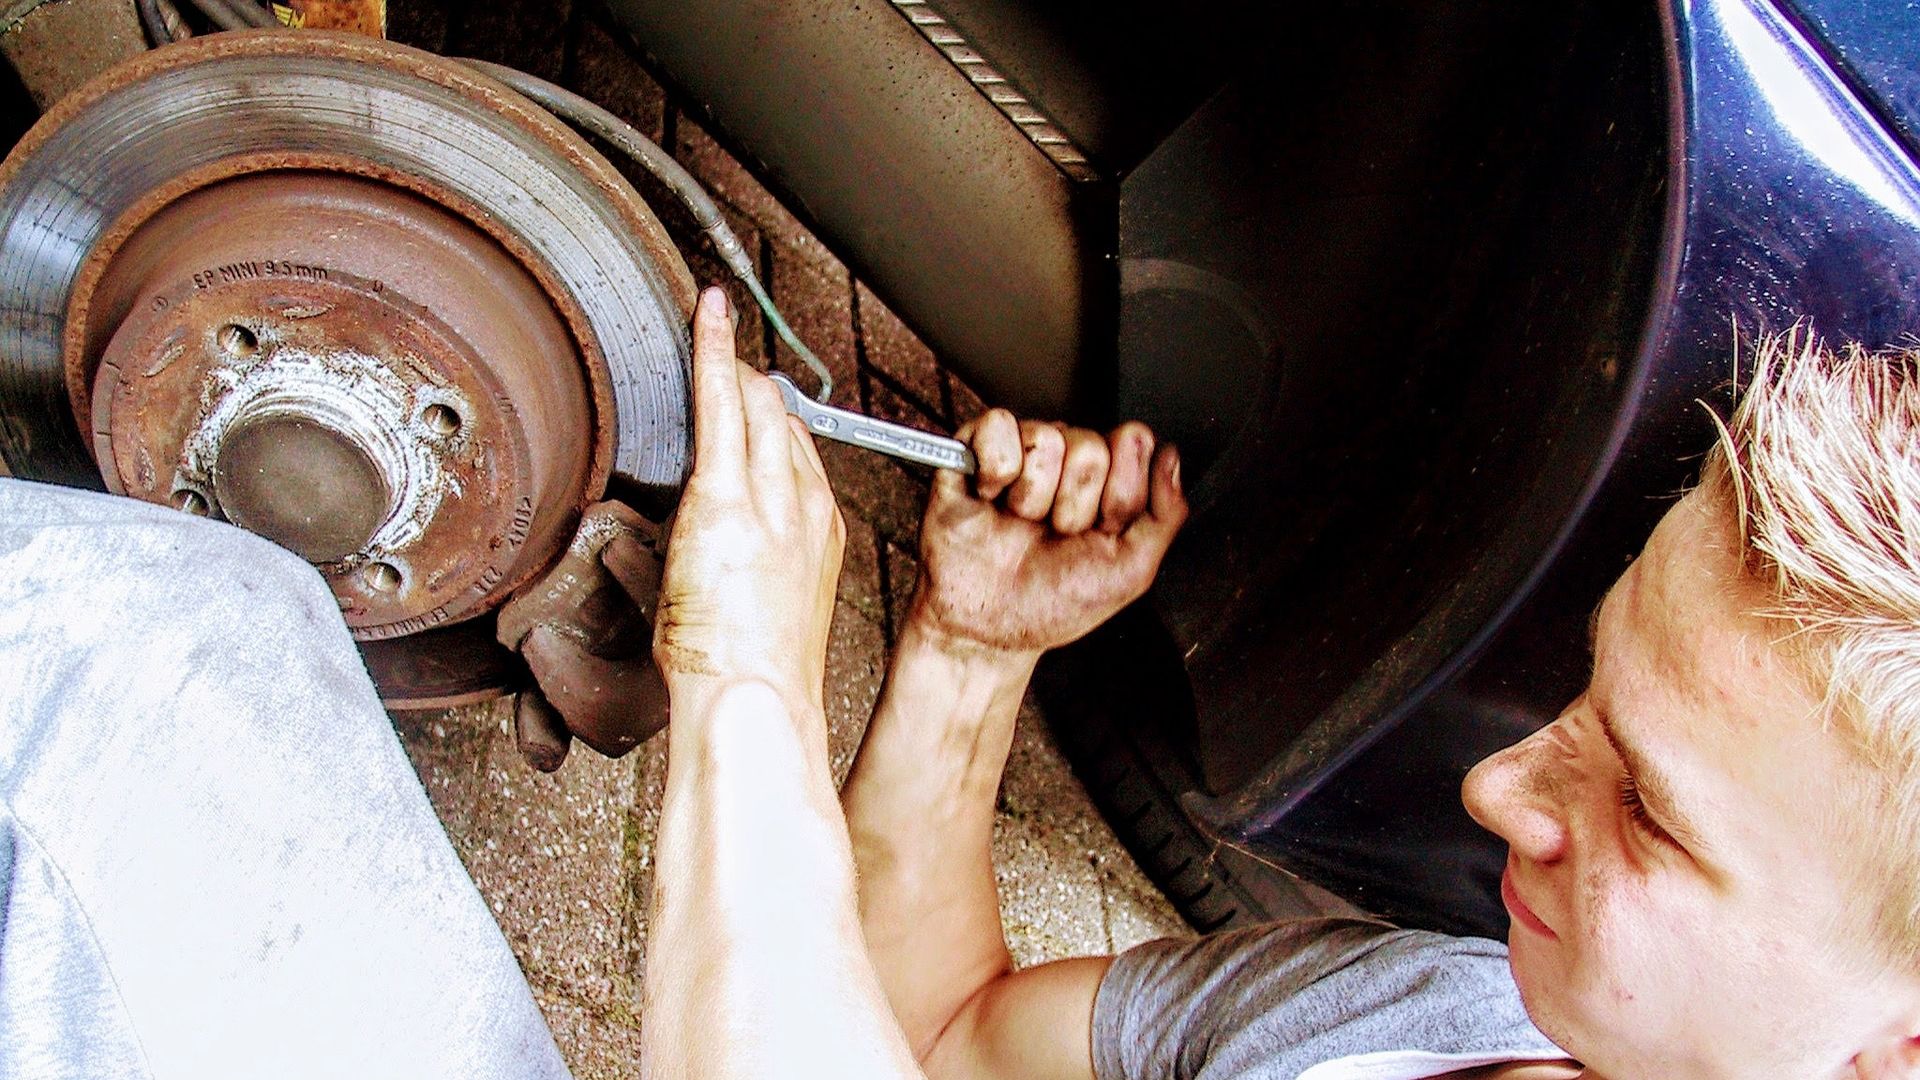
[1093,917,1564,1080]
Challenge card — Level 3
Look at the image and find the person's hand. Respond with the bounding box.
[651,287,845,711]
[909,410,1187,662]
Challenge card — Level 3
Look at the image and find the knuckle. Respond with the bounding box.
[1069,437,1110,476]
[1028,426,1066,466]
[741,375,781,411]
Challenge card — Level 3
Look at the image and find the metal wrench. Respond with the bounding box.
[769,372,977,474]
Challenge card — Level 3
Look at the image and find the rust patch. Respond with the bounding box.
[498,501,671,764]
[272,0,386,36]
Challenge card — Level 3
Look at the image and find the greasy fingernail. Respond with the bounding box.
[1170,447,1183,490]
[700,287,728,317]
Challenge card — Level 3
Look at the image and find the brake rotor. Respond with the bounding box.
[0,31,696,706]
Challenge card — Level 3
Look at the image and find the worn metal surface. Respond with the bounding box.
[498,502,670,767]
[81,170,596,638]
[770,371,976,473]
[603,0,1103,420]
[0,30,697,492]
[271,0,384,35]
[0,0,146,110]
[0,31,707,708]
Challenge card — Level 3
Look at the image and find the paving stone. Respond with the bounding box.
[821,442,927,551]
[1102,864,1188,953]
[448,0,572,82]
[823,600,886,785]
[673,117,840,275]
[567,16,668,143]
[837,513,886,629]
[863,366,945,433]
[995,702,1185,965]
[767,244,860,410]
[994,821,1110,969]
[394,698,640,1012]
[625,739,670,976]
[947,369,991,428]
[856,281,949,427]
[528,988,644,1080]
[993,705,1111,966]
[881,539,921,644]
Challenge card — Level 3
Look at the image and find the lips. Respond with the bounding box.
[1502,861,1559,940]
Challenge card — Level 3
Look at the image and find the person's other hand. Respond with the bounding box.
[909,411,1186,662]
[651,287,845,711]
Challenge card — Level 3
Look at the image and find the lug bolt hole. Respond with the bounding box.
[171,489,209,516]
[421,403,462,437]
[365,561,402,593]
[218,323,258,359]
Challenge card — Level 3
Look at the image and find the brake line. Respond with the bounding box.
[460,60,838,404]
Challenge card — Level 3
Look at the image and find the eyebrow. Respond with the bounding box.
[1593,705,1710,854]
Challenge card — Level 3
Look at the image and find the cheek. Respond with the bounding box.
[1568,858,1720,1020]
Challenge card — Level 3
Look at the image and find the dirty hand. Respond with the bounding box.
[650,287,845,710]
[909,410,1187,660]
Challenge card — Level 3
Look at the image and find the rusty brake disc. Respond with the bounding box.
[0,31,696,708]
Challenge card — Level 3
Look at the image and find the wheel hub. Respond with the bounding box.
[83,170,585,639]
[0,32,697,705]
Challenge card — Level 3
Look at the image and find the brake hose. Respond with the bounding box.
[459,60,838,403]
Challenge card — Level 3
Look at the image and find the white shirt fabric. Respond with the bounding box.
[1301,1047,1572,1078]
[0,479,571,1079]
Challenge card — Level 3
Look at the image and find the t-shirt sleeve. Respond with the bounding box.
[1091,917,1563,1080]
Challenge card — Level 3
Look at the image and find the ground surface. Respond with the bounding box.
[374,4,1186,1074]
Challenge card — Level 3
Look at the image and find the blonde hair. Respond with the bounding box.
[1697,327,1920,966]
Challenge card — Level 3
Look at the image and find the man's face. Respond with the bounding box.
[1462,492,1910,1078]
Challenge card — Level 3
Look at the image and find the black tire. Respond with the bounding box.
[1037,604,1354,933]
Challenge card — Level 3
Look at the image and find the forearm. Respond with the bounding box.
[841,616,1038,1058]
[643,677,923,1079]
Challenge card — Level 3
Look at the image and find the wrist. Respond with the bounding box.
[897,605,1043,682]
[880,618,1038,741]
[665,670,825,733]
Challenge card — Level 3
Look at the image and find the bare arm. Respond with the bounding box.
[842,412,1188,1079]
[635,287,922,1079]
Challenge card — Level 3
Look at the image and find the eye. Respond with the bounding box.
[1617,773,1675,845]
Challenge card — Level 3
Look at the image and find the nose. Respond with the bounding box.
[1462,727,1572,864]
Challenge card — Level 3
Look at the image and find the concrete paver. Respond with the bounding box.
[767,240,863,410]
[394,701,642,1011]
[837,513,888,629]
[856,281,950,425]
